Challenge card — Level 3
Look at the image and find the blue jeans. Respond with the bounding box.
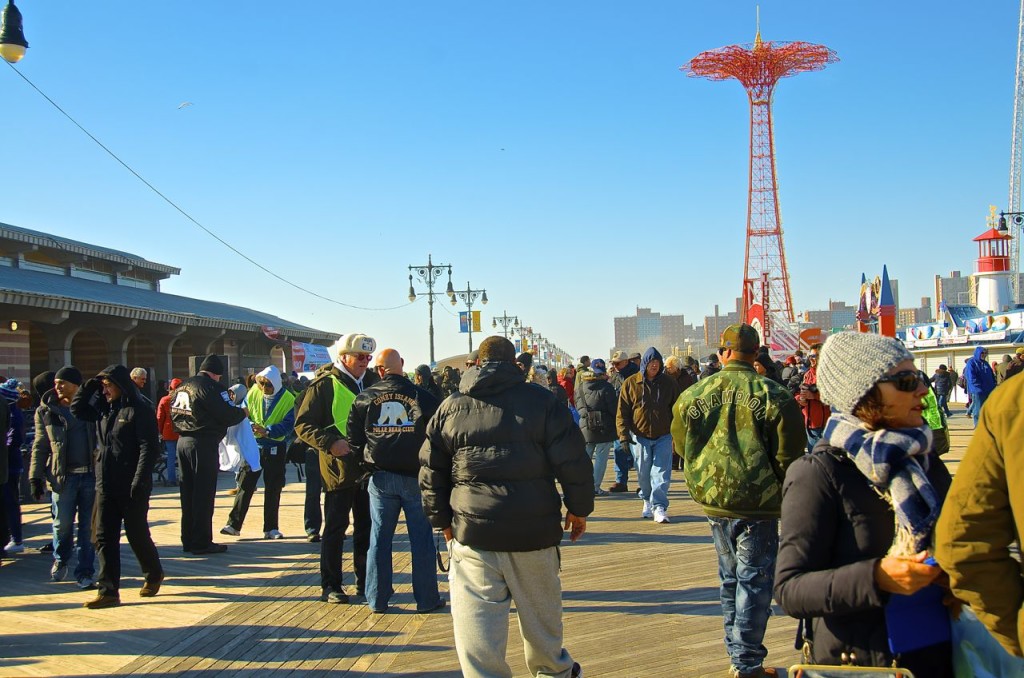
[4,477,22,544]
[969,391,989,426]
[806,427,824,454]
[366,470,441,612]
[708,517,779,673]
[631,434,673,510]
[936,393,951,416]
[52,472,96,579]
[163,440,178,483]
[586,441,613,491]
[613,440,633,484]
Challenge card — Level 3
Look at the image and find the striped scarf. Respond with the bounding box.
[823,412,940,555]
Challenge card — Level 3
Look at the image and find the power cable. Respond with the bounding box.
[5,62,411,312]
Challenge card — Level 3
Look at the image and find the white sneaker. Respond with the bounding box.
[5,541,24,554]
[653,507,670,524]
[641,501,653,519]
[264,529,284,540]
[77,575,96,590]
[220,525,240,536]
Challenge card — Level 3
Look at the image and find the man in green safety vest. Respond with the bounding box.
[220,364,295,540]
[295,333,379,604]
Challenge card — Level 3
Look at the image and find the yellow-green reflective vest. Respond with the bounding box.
[246,384,296,441]
[330,376,357,436]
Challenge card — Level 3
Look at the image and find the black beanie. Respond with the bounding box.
[54,366,83,386]
[33,370,57,397]
[199,354,224,375]
[516,352,533,370]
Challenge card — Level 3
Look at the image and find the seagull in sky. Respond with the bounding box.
[177,101,193,110]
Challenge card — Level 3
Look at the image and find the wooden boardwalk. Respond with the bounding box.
[0,409,974,677]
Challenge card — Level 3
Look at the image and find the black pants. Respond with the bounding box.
[93,489,162,597]
[304,449,322,536]
[226,442,287,532]
[0,481,9,554]
[176,435,220,551]
[320,485,370,594]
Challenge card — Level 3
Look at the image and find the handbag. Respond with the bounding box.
[789,666,915,678]
[793,619,915,678]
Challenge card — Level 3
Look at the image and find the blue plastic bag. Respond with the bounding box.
[951,607,1024,677]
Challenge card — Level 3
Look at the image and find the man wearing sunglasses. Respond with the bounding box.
[295,333,379,604]
[962,345,996,427]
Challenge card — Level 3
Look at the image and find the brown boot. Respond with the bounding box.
[84,594,121,609]
[140,575,164,598]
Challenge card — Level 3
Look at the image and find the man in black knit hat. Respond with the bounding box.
[171,354,246,555]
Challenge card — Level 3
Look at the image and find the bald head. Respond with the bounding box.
[375,348,405,376]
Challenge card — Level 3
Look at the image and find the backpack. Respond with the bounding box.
[957,373,967,390]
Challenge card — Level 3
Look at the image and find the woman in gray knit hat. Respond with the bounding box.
[773,332,954,674]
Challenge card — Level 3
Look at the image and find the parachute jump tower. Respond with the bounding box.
[683,26,837,352]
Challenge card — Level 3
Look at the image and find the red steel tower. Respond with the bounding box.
[682,30,837,352]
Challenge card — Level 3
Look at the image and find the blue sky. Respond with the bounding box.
[2,1,1017,367]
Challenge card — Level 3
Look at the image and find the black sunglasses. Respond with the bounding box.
[876,370,924,392]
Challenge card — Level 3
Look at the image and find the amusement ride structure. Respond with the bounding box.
[683,23,838,352]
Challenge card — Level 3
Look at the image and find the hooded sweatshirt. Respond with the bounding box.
[616,347,682,443]
[964,346,997,398]
[247,365,295,444]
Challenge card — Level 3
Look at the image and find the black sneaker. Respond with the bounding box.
[608,483,629,493]
[191,543,228,555]
[571,662,583,677]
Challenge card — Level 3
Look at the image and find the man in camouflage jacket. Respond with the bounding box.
[670,324,804,678]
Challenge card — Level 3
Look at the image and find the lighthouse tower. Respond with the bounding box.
[973,224,1014,313]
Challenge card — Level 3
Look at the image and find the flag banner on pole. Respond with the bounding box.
[515,339,521,352]
[472,310,481,332]
[459,312,469,333]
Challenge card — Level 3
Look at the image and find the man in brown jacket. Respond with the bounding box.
[295,333,379,604]
[616,347,681,524]
[935,371,1024,657]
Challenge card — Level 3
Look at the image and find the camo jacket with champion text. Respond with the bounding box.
[671,360,805,519]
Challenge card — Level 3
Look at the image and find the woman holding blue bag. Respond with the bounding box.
[774,332,955,674]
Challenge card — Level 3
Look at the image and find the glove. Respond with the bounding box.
[130,479,151,500]
[30,478,45,501]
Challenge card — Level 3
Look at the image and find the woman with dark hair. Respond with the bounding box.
[774,332,954,674]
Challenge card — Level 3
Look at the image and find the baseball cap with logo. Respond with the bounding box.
[611,350,630,363]
[719,324,760,354]
[590,358,607,375]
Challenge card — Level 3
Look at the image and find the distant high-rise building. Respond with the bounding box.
[800,300,858,332]
[934,271,972,316]
[613,307,696,353]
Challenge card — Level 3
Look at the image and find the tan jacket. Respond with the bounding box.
[935,374,1024,657]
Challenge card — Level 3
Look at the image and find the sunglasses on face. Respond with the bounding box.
[352,353,372,361]
[876,370,924,392]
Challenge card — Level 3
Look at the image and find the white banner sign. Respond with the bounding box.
[291,341,331,373]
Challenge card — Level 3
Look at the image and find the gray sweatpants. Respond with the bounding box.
[449,540,575,678]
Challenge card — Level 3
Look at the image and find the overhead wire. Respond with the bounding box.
[4,61,411,312]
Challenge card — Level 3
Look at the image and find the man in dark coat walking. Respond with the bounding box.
[420,335,592,678]
[71,365,163,609]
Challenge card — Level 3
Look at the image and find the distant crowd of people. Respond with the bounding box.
[1,325,1021,676]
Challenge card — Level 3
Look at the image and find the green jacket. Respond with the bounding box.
[294,363,378,493]
[935,372,1024,658]
[671,361,804,519]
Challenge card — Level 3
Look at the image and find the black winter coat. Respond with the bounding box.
[575,377,617,444]
[70,365,160,497]
[775,441,953,672]
[170,372,245,440]
[420,361,594,552]
[348,374,438,477]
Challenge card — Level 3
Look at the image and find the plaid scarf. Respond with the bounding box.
[823,412,940,555]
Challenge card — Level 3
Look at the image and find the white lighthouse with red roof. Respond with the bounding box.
[974,220,1014,313]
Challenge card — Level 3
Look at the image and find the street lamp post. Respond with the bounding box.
[451,281,488,353]
[0,1,28,63]
[408,254,454,367]
[492,311,520,339]
[999,210,1024,303]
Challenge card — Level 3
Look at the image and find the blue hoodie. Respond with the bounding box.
[964,346,996,398]
[641,347,665,381]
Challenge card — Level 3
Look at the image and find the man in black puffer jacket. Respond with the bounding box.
[170,354,246,555]
[420,335,593,678]
[71,364,163,609]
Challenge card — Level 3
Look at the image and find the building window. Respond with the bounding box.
[71,268,114,283]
